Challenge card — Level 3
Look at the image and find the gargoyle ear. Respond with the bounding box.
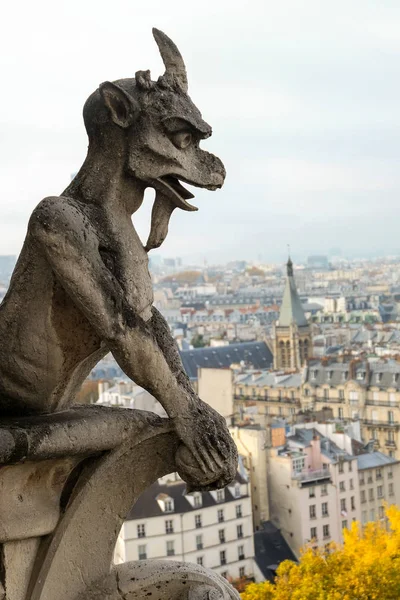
[99,81,139,128]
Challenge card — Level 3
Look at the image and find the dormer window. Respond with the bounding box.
[343,371,348,381]
[193,492,202,508]
[157,494,175,513]
[357,371,365,381]
[376,373,382,383]
[235,484,241,498]
[327,370,333,381]
[311,370,318,380]
[393,374,399,384]
[217,489,225,503]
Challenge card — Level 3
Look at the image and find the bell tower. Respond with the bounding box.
[273,257,312,371]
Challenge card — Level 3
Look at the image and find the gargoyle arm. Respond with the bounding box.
[29,198,193,419]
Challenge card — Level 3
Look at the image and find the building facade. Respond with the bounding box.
[115,472,256,583]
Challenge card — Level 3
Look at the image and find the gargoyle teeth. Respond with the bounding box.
[155,176,198,212]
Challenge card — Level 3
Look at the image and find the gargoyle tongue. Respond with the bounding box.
[155,176,198,212]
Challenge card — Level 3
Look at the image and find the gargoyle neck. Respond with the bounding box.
[64,144,146,216]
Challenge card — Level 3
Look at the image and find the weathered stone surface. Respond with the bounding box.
[0,28,239,600]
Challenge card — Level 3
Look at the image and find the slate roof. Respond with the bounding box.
[277,260,308,327]
[126,474,248,521]
[235,370,301,389]
[357,451,399,470]
[254,521,297,581]
[305,359,400,390]
[180,342,273,380]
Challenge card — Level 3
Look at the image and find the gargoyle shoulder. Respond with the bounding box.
[29,196,94,247]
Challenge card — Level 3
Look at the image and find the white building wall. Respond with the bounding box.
[118,493,254,581]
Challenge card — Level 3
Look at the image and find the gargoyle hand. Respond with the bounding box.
[173,399,238,491]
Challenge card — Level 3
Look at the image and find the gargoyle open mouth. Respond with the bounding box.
[156,175,198,211]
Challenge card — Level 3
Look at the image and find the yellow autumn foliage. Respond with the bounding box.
[242,504,400,600]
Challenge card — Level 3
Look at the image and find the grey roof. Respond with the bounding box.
[305,359,400,390]
[180,342,273,380]
[235,370,301,389]
[357,451,398,470]
[277,260,308,327]
[254,521,297,581]
[287,427,353,462]
[126,474,248,520]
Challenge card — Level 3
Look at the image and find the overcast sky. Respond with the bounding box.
[1,0,400,264]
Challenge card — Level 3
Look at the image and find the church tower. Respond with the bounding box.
[273,258,312,371]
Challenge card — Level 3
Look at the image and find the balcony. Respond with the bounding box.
[385,440,397,448]
[292,469,331,485]
[366,400,399,407]
[363,419,400,428]
[233,394,298,404]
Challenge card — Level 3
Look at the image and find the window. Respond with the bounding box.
[165,520,174,534]
[388,411,394,424]
[360,474,365,485]
[321,484,328,496]
[388,431,395,442]
[217,490,224,503]
[342,520,348,530]
[389,483,394,496]
[370,508,375,521]
[349,390,359,401]
[137,524,146,538]
[339,481,345,492]
[164,499,174,513]
[309,505,316,519]
[348,462,352,472]
[339,390,344,400]
[377,486,383,499]
[322,502,329,517]
[323,524,330,539]
[340,499,347,513]
[338,462,344,474]
[238,545,245,560]
[237,524,243,539]
[368,472,373,483]
[351,496,355,510]
[138,544,147,560]
[234,484,241,498]
[218,509,224,523]
[310,526,317,540]
[166,540,175,556]
[324,388,329,400]
[376,468,382,480]
[196,534,203,550]
[305,388,310,396]
[219,529,225,544]
[293,457,305,473]
[362,511,367,525]
[195,515,202,529]
[197,556,203,566]
[309,487,315,498]
[350,478,354,490]
[369,489,374,501]
[361,490,366,503]
[239,567,246,578]
[236,505,242,518]
[220,550,226,566]
[311,370,317,380]
[193,493,202,508]
[338,407,344,419]
[379,506,385,519]
[221,571,228,579]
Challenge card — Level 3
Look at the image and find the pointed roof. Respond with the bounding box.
[278,258,308,327]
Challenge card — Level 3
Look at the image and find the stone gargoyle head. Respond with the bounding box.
[82,28,225,250]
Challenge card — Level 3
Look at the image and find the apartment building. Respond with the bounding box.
[303,359,400,459]
[115,471,255,582]
[357,452,398,526]
[267,427,360,557]
[233,371,301,423]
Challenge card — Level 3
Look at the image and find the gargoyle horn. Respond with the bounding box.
[152,28,188,93]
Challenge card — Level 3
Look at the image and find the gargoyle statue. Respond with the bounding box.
[0,28,237,491]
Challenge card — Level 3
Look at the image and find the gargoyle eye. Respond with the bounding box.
[171,131,192,149]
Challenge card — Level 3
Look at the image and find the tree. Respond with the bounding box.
[191,333,206,348]
[241,505,400,600]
